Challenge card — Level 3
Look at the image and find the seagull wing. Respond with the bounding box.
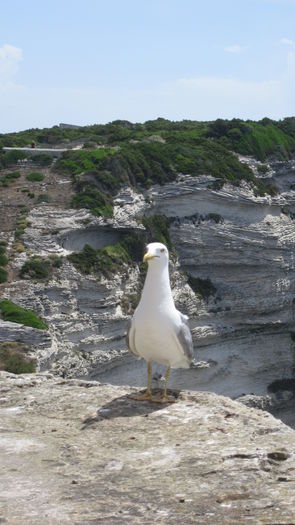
[175,312,195,364]
[126,317,140,357]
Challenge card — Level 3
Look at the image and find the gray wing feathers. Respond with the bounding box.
[126,318,140,357]
[176,313,194,364]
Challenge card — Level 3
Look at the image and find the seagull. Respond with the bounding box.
[126,242,194,403]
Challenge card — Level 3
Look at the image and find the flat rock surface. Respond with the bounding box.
[1,372,295,525]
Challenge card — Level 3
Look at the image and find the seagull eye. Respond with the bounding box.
[160,248,165,253]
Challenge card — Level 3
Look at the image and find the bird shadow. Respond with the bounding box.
[81,388,180,430]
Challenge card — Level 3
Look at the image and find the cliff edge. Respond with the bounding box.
[1,371,295,524]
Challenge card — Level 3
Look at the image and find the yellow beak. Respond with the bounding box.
[143,252,155,262]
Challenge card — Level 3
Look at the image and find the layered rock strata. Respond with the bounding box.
[1,159,295,422]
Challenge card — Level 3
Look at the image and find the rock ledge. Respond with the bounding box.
[1,372,295,524]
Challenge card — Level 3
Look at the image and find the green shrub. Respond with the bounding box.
[0,244,8,281]
[72,187,113,217]
[254,179,279,197]
[55,148,110,175]
[68,243,130,278]
[0,342,36,374]
[28,192,35,198]
[15,229,25,238]
[31,154,53,166]
[12,241,25,253]
[121,233,146,262]
[16,215,27,227]
[188,275,217,300]
[0,267,8,283]
[20,255,62,280]
[0,254,8,266]
[207,118,295,161]
[5,171,21,181]
[257,164,268,174]
[26,172,44,182]
[142,215,174,252]
[37,193,51,203]
[0,299,48,329]
[20,257,51,279]
[0,171,21,187]
[2,150,27,166]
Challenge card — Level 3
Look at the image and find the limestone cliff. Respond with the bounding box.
[1,151,295,428]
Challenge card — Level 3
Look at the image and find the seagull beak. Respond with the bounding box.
[143,252,155,262]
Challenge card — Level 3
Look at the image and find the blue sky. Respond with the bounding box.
[1,0,295,132]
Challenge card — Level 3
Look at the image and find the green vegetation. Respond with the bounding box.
[1,117,295,161]
[56,149,118,217]
[26,172,44,182]
[16,215,27,228]
[56,148,110,175]
[207,213,224,223]
[0,267,8,283]
[13,215,28,245]
[31,154,53,166]
[0,341,36,374]
[0,149,27,168]
[0,253,8,266]
[20,255,62,280]
[257,164,268,174]
[12,242,25,253]
[0,246,7,257]
[254,179,279,197]
[0,299,48,329]
[72,186,113,217]
[37,193,51,203]
[68,243,130,278]
[0,170,21,187]
[2,117,295,219]
[142,215,173,251]
[187,275,217,300]
[206,118,295,161]
[0,245,8,283]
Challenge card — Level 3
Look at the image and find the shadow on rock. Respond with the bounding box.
[81,389,180,429]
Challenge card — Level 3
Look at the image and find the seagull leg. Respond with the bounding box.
[129,361,152,401]
[151,365,176,403]
[160,365,175,402]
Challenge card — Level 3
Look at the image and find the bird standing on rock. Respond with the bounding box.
[126,242,195,403]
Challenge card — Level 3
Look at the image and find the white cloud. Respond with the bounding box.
[224,45,245,54]
[0,44,23,83]
[281,37,295,48]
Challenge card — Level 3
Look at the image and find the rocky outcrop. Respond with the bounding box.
[1,371,295,525]
[1,158,295,427]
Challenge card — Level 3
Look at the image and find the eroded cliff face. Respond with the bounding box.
[1,157,295,423]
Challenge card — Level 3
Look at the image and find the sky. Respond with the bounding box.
[0,0,295,132]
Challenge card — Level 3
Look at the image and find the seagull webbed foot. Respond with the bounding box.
[128,390,152,402]
[150,393,176,404]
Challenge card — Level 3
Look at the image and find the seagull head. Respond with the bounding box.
[143,242,169,265]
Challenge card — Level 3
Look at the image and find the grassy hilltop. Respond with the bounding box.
[1,117,295,220]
